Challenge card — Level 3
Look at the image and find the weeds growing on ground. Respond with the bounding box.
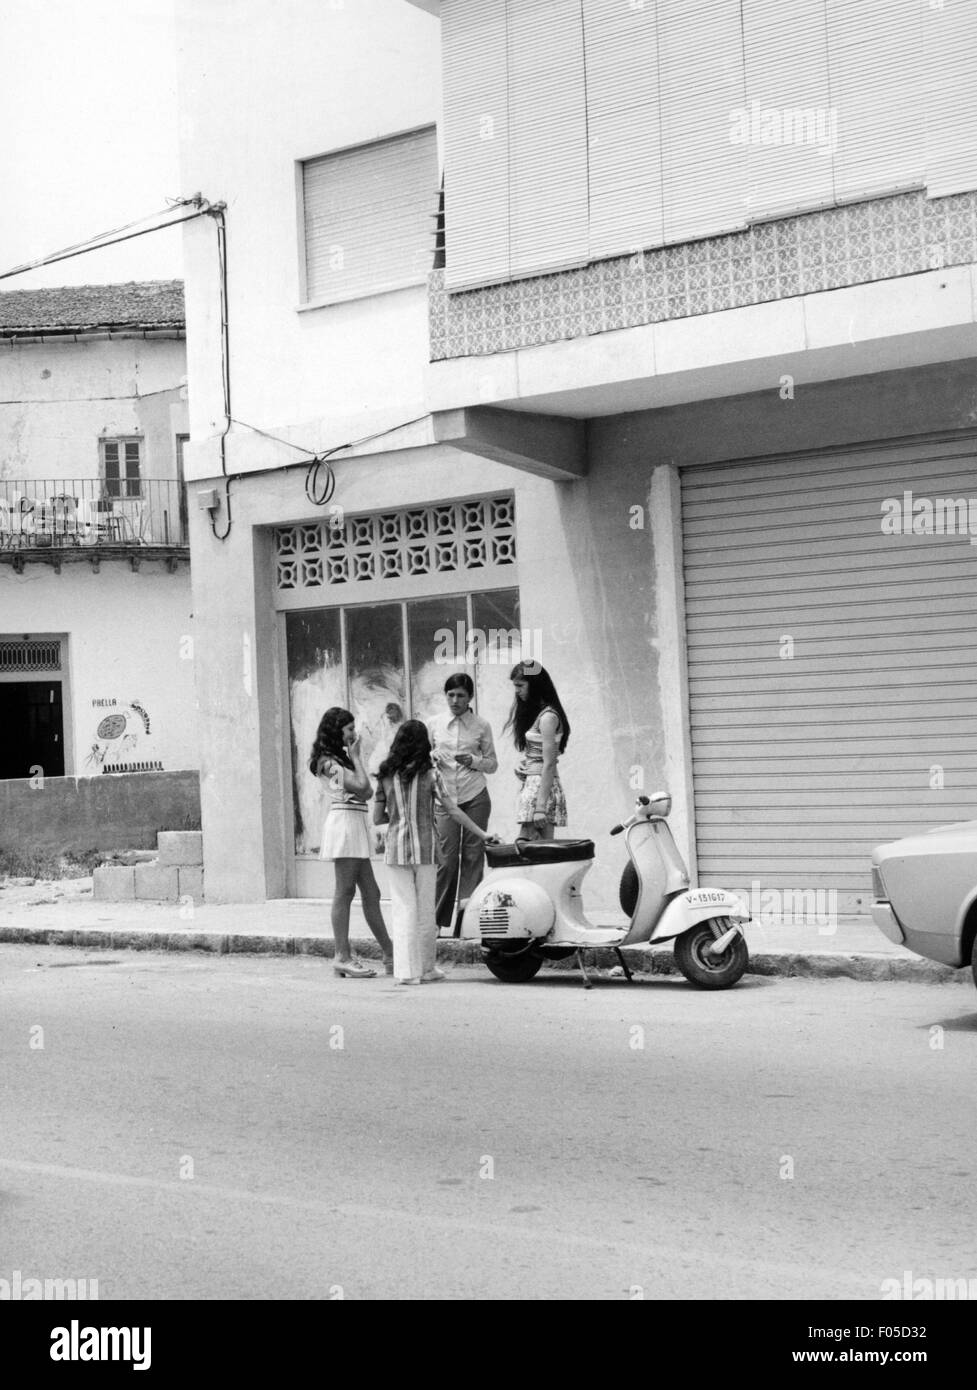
[0,847,105,881]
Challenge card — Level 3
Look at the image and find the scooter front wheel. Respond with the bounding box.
[675,918,748,990]
[484,949,545,983]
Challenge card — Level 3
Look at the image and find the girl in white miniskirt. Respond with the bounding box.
[504,662,571,841]
[310,706,394,978]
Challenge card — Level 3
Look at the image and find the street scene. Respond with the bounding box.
[1,0,976,1333]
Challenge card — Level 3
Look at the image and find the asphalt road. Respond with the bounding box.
[2,945,975,1300]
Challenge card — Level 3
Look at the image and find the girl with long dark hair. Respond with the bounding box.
[310,706,393,978]
[504,662,570,840]
[374,719,496,984]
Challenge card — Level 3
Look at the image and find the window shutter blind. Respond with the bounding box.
[303,127,438,304]
[581,0,663,261]
[657,0,747,244]
[742,0,835,220]
[442,0,510,290]
[924,0,977,199]
[506,0,589,279]
[826,0,923,203]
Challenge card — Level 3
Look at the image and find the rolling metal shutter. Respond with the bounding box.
[923,0,977,199]
[582,0,663,260]
[827,0,925,202]
[742,0,835,219]
[507,0,589,279]
[302,127,438,303]
[658,0,747,244]
[441,0,510,290]
[682,436,977,914]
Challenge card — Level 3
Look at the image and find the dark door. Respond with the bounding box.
[0,682,65,779]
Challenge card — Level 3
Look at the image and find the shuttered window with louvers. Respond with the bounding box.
[507,0,589,279]
[582,0,663,261]
[741,0,835,220]
[923,0,977,199]
[658,0,747,244]
[441,0,510,290]
[302,127,438,305]
[826,0,924,203]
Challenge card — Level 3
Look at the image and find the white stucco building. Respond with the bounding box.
[177,0,977,932]
[0,281,197,782]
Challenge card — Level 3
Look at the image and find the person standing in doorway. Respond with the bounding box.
[374,720,497,984]
[311,707,394,978]
[505,662,571,840]
[428,673,498,935]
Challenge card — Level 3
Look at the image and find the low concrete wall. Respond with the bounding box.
[0,771,200,855]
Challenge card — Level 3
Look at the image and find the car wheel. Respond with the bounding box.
[971,935,977,991]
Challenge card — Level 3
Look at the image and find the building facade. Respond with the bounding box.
[0,281,196,781]
[178,0,977,918]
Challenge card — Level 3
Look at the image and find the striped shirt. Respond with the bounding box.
[375,767,451,866]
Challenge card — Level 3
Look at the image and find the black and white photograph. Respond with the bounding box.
[1,0,975,1350]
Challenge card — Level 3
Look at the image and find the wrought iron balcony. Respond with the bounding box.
[0,479,188,564]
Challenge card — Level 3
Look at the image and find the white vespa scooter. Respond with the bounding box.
[459,792,750,989]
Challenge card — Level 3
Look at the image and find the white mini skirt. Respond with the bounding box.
[319,803,371,860]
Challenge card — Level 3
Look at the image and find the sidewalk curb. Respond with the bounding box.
[0,924,969,985]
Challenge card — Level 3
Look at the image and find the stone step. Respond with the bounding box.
[157,831,203,867]
[93,861,205,903]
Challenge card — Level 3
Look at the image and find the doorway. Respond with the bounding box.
[0,681,65,779]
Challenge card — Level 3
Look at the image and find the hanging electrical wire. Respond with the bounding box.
[0,196,213,284]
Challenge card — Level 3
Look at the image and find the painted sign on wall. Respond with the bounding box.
[85,698,163,774]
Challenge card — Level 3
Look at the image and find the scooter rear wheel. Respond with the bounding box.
[674,918,748,990]
[484,949,545,983]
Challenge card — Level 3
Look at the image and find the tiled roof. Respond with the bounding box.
[0,280,184,334]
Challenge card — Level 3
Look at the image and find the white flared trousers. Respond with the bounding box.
[387,862,437,981]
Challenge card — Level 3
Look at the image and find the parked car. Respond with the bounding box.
[871,820,977,984]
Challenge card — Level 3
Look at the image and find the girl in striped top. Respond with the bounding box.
[374,720,496,985]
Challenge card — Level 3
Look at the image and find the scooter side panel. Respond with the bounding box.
[648,890,751,945]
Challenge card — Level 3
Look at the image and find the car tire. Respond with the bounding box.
[971,934,977,991]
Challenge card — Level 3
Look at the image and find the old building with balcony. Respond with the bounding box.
[178,0,977,913]
[0,280,197,783]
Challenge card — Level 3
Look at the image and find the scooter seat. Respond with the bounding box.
[485,838,595,868]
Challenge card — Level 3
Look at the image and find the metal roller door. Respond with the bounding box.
[681,434,977,915]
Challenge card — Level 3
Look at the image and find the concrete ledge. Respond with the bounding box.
[134,863,181,900]
[158,832,203,867]
[92,865,136,902]
[0,924,970,985]
[177,866,204,900]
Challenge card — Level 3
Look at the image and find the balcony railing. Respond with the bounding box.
[0,479,188,551]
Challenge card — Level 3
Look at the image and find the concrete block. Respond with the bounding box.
[177,866,204,902]
[134,863,180,901]
[93,865,136,902]
[157,831,203,867]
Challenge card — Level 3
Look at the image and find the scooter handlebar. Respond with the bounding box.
[610,823,624,836]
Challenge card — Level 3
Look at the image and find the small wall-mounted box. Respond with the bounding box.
[197,488,219,512]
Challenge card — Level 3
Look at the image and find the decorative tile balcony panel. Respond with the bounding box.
[0,479,188,552]
[430,190,977,361]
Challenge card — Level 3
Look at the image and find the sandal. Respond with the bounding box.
[334,959,376,978]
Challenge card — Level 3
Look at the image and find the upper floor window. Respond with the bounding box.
[299,126,439,306]
[101,437,141,499]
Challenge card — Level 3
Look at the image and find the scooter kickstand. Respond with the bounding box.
[613,948,634,982]
[575,949,593,989]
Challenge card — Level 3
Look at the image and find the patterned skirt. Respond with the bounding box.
[515,773,567,828]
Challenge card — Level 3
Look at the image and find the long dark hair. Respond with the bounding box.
[309,707,355,775]
[504,662,570,754]
[377,719,434,783]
